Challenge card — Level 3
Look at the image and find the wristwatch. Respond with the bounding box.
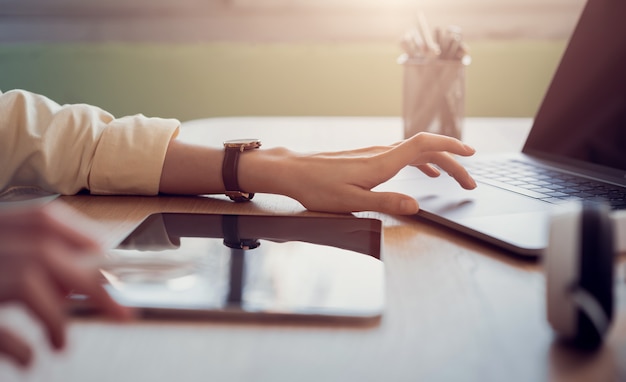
[222,139,262,202]
[221,215,261,250]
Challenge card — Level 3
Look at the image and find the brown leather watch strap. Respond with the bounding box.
[222,139,261,202]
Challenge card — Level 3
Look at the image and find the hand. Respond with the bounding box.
[0,202,131,367]
[242,132,477,214]
[159,132,476,215]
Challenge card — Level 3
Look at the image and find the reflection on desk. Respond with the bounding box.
[99,213,384,323]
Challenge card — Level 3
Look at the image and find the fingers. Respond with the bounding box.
[0,243,130,367]
[0,239,67,357]
[416,152,477,190]
[0,202,131,368]
[44,249,132,321]
[0,202,102,254]
[383,132,473,172]
[416,164,441,178]
[0,327,33,367]
[405,132,476,157]
[19,266,67,350]
[383,133,476,189]
[317,133,474,161]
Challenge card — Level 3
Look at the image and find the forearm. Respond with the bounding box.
[158,139,295,196]
[158,140,224,194]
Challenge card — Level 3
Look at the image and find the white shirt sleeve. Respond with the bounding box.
[0,89,180,195]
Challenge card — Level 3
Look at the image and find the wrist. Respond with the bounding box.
[222,139,262,202]
[237,147,297,196]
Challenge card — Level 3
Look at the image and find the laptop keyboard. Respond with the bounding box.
[465,159,626,210]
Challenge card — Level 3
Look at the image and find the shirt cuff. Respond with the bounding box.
[89,115,180,195]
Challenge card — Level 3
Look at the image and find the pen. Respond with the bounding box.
[416,11,441,57]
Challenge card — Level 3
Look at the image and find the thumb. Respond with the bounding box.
[353,190,419,215]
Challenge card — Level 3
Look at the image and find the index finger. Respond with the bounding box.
[380,132,475,175]
[405,132,475,157]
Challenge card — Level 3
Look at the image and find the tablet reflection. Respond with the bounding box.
[101,213,384,321]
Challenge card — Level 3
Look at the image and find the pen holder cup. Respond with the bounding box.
[401,57,467,140]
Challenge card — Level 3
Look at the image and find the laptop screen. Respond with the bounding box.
[522,0,626,179]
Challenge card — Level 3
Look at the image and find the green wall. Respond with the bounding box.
[0,41,565,121]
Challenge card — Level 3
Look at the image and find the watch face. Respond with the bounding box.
[223,139,261,149]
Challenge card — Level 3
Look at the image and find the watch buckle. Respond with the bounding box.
[226,190,253,202]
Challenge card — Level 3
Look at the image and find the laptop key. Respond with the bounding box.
[541,197,573,204]
[475,177,548,199]
[546,191,569,198]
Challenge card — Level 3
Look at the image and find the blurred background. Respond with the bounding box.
[0,0,585,122]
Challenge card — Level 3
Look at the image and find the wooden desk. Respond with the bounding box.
[1,117,624,382]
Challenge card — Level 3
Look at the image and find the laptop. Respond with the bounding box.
[378,0,626,257]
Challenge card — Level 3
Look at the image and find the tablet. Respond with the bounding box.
[93,213,384,324]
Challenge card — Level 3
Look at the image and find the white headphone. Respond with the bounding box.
[545,200,615,349]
